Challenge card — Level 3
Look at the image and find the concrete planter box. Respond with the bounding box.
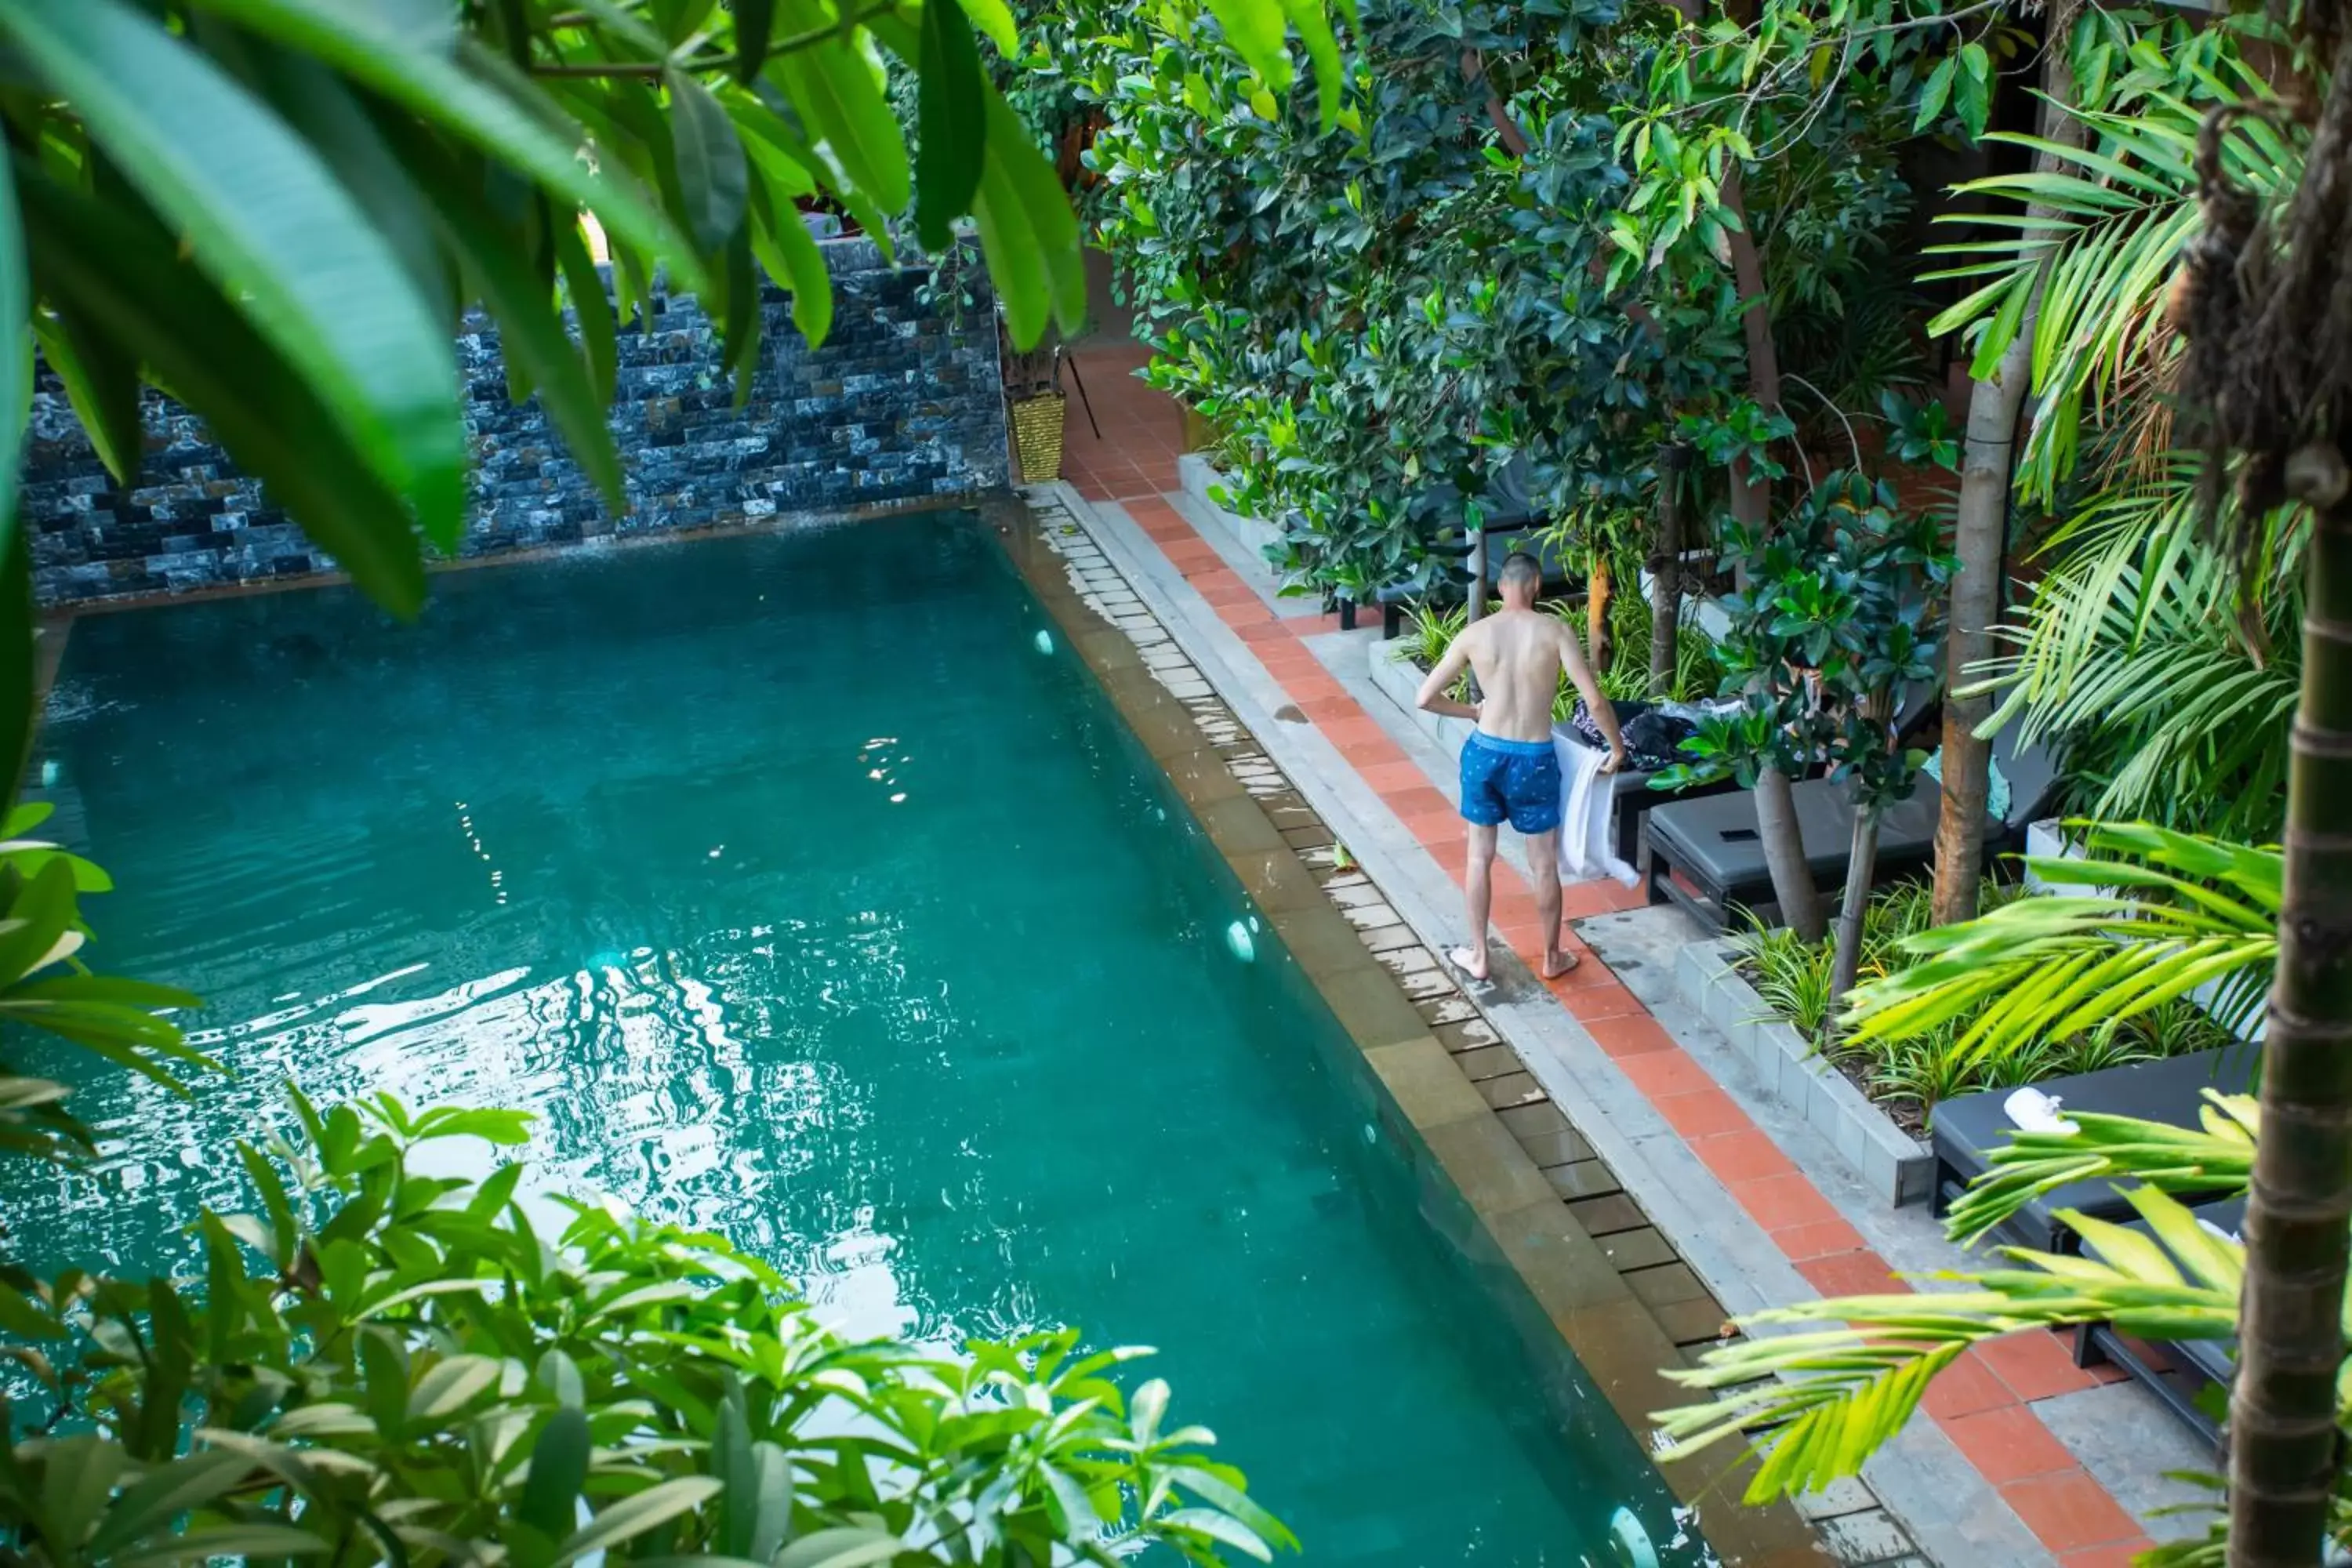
[1367,635,1472,753]
[1673,939,1934,1207]
[1178,453,1284,565]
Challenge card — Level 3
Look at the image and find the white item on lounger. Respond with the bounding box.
[2003,1086,2079,1136]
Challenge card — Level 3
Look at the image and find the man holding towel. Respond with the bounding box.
[1414,551,1625,982]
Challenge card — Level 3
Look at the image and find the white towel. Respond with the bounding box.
[1552,726,1640,887]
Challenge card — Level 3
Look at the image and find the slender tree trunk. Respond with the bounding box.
[1755,766,1825,941]
[1466,530,1488,626]
[1931,34,2084,926]
[1721,165,1782,535]
[1587,553,1614,672]
[2229,462,2352,1566]
[1649,448,1689,699]
[1830,810,1879,998]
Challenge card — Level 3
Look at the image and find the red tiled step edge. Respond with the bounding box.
[1102,481,2154,1565]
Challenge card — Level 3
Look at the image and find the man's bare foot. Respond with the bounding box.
[1449,946,1490,983]
[1541,948,1580,981]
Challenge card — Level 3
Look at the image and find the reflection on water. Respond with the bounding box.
[14,516,1712,1565]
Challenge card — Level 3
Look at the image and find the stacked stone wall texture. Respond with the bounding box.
[22,238,1008,604]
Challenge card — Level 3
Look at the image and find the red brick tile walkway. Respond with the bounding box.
[1054,360,2159,1566]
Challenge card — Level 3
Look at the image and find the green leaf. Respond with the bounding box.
[7,0,468,551]
[971,89,1083,346]
[554,218,619,407]
[1278,0,1345,132]
[552,1476,724,1566]
[520,1408,591,1541]
[670,68,751,253]
[1201,0,1294,91]
[958,0,1018,53]
[33,305,143,489]
[407,1353,502,1422]
[734,0,776,82]
[1955,43,1992,138]
[119,1525,333,1565]
[0,146,24,536]
[750,165,834,350]
[391,132,627,511]
[915,0,988,251]
[0,527,31,809]
[187,0,706,296]
[720,226,761,404]
[774,1528,905,1568]
[764,0,911,216]
[84,1450,253,1557]
[1913,54,1955,132]
[42,1434,126,1553]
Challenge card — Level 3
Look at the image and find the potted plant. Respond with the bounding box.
[1004,325,1066,485]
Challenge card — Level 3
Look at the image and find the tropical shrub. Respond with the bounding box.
[0,1090,1283,1567]
[1657,472,1955,960]
[1040,0,1765,604]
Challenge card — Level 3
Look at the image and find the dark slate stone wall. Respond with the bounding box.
[23,237,1008,605]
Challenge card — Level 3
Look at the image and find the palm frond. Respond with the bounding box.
[1654,1184,2239,1502]
[1923,80,2299,502]
[1943,1091,2257,1248]
[1973,472,2301,842]
[1842,823,2278,1072]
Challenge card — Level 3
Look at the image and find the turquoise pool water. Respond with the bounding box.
[21,514,1705,1565]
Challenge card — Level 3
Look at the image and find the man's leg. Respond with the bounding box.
[1524,826,1575,978]
[1454,822,1501,982]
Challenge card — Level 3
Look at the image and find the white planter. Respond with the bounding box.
[1177,454,1284,565]
[1366,635,1472,753]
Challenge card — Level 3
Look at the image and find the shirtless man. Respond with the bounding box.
[1414,551,1626,982]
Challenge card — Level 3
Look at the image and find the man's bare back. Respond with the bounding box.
[1454,609,1582,743]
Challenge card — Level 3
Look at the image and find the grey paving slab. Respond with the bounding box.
[2032,1385,2218,1544]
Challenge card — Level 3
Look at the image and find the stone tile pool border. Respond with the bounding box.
[995,492,1865,1568]
[1046,476,2177,1568]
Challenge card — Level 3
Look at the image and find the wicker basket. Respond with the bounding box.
[1010,391,1067,484]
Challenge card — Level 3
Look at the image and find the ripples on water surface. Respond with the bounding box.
[17,515,1708,1566]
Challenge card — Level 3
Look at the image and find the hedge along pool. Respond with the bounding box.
[20,512,1708,1566]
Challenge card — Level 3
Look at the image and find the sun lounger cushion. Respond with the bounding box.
[1929,1047,2258,1253]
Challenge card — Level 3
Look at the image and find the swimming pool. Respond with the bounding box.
[21,510,1708,1565]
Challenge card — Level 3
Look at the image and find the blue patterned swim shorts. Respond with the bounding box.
[1457,731,1563,834]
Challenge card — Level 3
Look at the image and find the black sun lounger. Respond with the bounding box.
[2072,1195,2241,1447]
[1928,1045,2258,1254]
[1639,723,2059,932]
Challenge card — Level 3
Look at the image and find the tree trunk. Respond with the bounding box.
[1931,34,2084,927]
[1830,808,1879,999]
[1721,165,1782,535]
[2228,470,2352,1566]
[1467,529,1488,626]
[1587,553,1614,673]
[1755,765,1825,941]
[1649,448,1688,699]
